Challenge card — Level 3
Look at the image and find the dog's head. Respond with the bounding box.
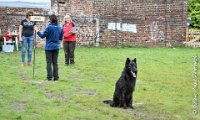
[125,58,137,78]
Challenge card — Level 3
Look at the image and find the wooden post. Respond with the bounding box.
[30,16,45,80]
[186,28,189,46]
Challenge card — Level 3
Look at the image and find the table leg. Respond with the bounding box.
[3,37,6,45]
[15,36,18,51]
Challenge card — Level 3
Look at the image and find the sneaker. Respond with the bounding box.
[54,78,59,81]
[47,77,52,81]
[27,63,32,66]
[21,63,25,67]
[70,63,75,66]
[70,61,75,65]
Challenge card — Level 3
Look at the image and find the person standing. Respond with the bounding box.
[34,15,63,81]
[63,15,77,65]
[19,11,36,66]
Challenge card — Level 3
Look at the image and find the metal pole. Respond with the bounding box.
[33,30,36,79]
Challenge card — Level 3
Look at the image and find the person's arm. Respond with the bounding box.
[35,26,49,39]
[18,25,23,41]
[69,30,77,34]
[33,22,36,36]
[59,30,63,41]
[63,24,75,37]
[70,30,78,34]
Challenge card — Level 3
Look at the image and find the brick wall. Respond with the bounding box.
[0,0,188,47]
[52,0,188,47]
[0,7,49,47]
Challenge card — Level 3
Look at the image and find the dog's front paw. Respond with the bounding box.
[123,105,128,109]
[127,104,134,109]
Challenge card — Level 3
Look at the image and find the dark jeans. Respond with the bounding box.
[45,50,59,80]
[63,41,76,64]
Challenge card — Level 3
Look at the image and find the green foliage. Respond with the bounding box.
[189,0,200,28]
[0,47,200,120]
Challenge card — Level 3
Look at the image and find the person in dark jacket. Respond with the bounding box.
[34,15,63,81]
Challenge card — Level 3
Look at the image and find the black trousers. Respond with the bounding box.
[63,41,76,64]
[45,50,59,80]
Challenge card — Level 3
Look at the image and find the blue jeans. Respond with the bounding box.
[21,35,34,63]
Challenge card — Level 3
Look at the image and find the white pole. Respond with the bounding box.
[95,17,100,47]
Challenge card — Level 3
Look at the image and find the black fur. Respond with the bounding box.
[103,58,137,109]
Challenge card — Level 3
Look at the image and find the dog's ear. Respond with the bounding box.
[126,58,130,65]
[133,58,137,63]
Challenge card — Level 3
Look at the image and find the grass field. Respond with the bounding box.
[0,47,200,120]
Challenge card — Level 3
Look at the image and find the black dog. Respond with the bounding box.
[103,58,137,109]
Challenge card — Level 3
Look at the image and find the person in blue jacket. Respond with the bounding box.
[34,14,63,81]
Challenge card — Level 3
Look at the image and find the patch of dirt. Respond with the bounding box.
[77,90,96,96]
[13,102,26,111]
[93,77,105,81]
[72,77,84,81]
[18,70,27,80]
[126,104,172,120]
[35,83,69,102]
[29,80,44,84]
[44,92,68,102]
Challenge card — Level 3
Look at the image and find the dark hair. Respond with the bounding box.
[49,14,58,24]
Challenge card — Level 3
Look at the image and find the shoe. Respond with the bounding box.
[47,77,52,81]
[70,62,75,65]
[27,63,32,66]
[21,63,25,67]
[70,61,75,65]
[54,78,59,81]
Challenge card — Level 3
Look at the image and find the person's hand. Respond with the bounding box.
[34,26,39,32]
[69,30,76,34]
[19,37,22,42]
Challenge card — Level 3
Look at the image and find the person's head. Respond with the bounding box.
[64,15,72,24]
[26,11,34,19]
[49,14,58,24]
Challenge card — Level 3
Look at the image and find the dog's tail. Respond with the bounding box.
[103,100,113,104]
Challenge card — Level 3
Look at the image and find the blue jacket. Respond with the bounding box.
[37,23,63,51]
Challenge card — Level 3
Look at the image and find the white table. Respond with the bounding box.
[1,34,18,52]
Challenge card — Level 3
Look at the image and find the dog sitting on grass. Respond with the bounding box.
[103,58,137,109]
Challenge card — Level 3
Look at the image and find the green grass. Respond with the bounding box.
[0,47,200,120]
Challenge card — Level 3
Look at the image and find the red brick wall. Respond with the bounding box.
[0,0,188,47]
[52,0,188,46]
[0,7,49,47]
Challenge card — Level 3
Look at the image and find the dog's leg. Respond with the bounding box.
[126,93,134,109]
[111,93,119,107]
[121,91,127,109]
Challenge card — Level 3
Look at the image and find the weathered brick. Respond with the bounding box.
[0,0,188,47]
